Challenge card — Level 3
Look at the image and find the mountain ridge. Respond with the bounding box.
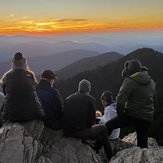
[57,52,123,80]
[0,49,100,76]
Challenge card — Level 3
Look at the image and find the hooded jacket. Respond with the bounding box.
[116,71,156,121]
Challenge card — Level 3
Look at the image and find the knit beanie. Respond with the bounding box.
[12,52,27,70]
[78,79,91,93]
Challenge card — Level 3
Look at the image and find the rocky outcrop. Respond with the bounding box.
[1,121,163,163]
[110,132,163,163]
[0,121,102,163]
[0,120,51,163]
[41,128,102,163]
[110,146,163,163]
[122,132,159,148]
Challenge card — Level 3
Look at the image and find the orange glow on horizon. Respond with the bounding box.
[0,16,163,36]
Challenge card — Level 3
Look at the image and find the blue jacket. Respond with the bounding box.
[37,79,63,129]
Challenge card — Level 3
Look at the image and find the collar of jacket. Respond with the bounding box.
[130,72,140,77]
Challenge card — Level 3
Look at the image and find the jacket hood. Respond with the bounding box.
[129,71,152,85]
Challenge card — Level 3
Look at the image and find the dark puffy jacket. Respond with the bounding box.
[37,79,63,129]
[116,71,156,121]
[62,92,96,131]
[2,69,44,121]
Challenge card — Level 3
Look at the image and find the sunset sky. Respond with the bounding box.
[0,0,163,35]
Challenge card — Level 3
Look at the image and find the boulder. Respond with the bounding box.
[110,132,162,163]
[1,121,163,163]
[41,128,102,163]
[122,132,159,149]
[0,121,102,163]
[0,120,51,163]
[110,147,163,163]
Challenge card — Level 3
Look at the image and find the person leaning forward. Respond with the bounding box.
[62,79,112,159]
[37,69,63,130]
[105,60,156,148]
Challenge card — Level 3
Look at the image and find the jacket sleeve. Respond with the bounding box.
[153,89,158,120]
[116,78,134,116]
[53,89,63,118]
[88,97,96,127]
[99,107,110,124]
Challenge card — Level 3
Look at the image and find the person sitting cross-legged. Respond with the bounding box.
[62,79,112,159]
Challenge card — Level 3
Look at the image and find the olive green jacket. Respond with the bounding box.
[116,71,156,121]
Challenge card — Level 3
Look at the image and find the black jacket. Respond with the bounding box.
[62,92,96,131]
[2,69,44,121]
[37,79,63,129]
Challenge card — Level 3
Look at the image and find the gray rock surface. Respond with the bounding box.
[0,120,50,163]
[0,121,102,163]
[1,121,163,163]
[41,128,102,163]
[110,132,162,163]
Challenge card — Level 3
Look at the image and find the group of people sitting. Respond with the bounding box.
[0,52,156,160]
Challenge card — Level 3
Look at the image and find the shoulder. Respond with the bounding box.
[123,77,134,84]
[65,93,77,101]
[1,69,13,84]
[85,94,96,104]
[87,94,96,101]
[121,77,135,88]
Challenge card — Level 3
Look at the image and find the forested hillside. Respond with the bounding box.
[57,52,122,80]
[56,48,163,144]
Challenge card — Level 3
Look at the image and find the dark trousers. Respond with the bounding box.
[105,115,151,148]
[63,124,112,159]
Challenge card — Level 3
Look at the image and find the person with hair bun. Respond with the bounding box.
[1,52,44,122]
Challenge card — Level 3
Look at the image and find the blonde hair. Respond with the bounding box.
[1,63,37,85]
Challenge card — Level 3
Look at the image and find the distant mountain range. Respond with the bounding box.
[57,52,122,80]
[0,35,163,61]
[0,49,100,76]
[0,35,111,61]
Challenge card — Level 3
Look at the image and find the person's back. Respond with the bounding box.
[62,92,95,131]
[1,52,44,121]
[116,71,155,121]
[62,79,112,160]
[37,70,63,130]
[106,60,156,148]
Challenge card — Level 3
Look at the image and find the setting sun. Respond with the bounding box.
[0,0,163,35]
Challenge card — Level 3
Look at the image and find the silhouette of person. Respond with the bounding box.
[1,52,44,122]
[105,60,156,148]
[37,69,63,130]
[62,79,112,159]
